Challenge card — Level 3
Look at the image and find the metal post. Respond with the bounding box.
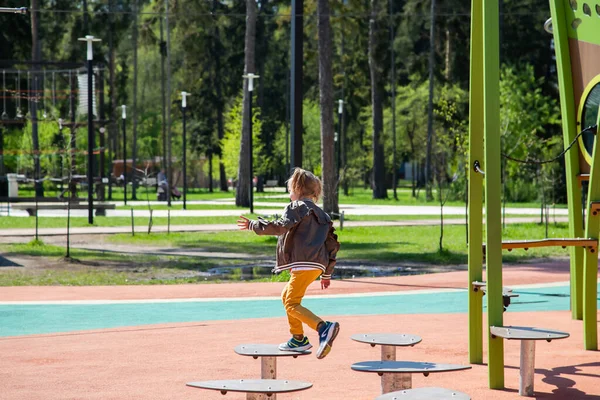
[58,119,64,193]
[122,105,127,205]
[249,87,253,214]
[69,73,77,200]
[78,35,101,225]
[99,127,105,200]
[244,74,259,214]
[87,59,94,224]
[182,107,187,209]
[0,7,28,14]
[290,0,303,170]
[181,92,190,210]
[337,99,343,188]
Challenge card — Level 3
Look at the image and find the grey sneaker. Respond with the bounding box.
[278,336,313,352]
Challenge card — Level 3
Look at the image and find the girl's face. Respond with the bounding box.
[289,191,300,202]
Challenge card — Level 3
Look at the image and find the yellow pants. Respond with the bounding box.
[281,269,324,336]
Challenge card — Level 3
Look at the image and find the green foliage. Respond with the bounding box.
[221,92,263,179]
[0,1,568,206]
[499,64,561,202]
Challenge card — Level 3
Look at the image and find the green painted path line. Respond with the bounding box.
[0,284,597,338]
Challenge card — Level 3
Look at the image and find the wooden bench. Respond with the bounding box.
[351,333,422,392]
[351,361,471,395]
[186,379,312,400]
[375,387,471,400]
[265,180,278,188]
[11,202,116,216]
[471,281,519,310]
[490,326,569,396]
[234,344,310,399]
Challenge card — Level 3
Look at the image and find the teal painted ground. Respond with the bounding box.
[0,284,598,337]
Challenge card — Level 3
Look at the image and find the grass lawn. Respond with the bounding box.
[106,222,573,265]
[0,240,284,286]
[0,222,573,286]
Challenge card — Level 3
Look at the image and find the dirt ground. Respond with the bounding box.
[0,233,474,284]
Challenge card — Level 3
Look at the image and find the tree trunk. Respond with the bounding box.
[390,0,397,200]
[236,0,257,207]
[30,0,43,197]
[369,0,386,199]
[212,0,228,192]
[425,0,436,201]
[317,0,338,215]
[445,28,451,81]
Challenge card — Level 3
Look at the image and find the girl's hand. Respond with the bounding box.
[237,215,250,231]
[321,278,330,289]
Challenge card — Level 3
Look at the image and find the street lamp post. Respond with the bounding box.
[337,99,343,184]
[78,35,101,225]
[121,105,127,205]
[243,73,259,214]
[181,91,190,210]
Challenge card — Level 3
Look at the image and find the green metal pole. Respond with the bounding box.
[548,0,584,320]
[467,0,484,365]
[483,0,504,389]
[582,111,600,350]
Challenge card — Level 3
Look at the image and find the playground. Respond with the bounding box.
[2,0,600,398]
[0,260,598,399]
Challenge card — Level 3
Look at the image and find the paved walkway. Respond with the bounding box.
[0,216,568,237]
[2,199,569,218]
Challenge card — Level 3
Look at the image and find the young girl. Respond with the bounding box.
[237,168,341,359]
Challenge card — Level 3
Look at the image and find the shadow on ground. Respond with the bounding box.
[0,255,21,267]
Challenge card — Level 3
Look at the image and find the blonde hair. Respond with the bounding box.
[287,168,322,202]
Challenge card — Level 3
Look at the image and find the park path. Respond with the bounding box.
[0,216,568,237]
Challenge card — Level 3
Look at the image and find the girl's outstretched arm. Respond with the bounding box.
[237,216,250,230]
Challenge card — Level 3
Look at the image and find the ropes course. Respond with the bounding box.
[0,63,113,202]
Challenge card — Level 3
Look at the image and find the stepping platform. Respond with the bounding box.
[234,344,310,399]
[351,333,422,348]
[471,281,519,310]
[375,387,471,400]
[234,344,311,359]
[186,379,312,399]
[490,326,569,396]
[351,333,422,392]
[352,361,471,395]
[352,361,472,376]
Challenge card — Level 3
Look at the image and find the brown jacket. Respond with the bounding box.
[249,199,340,279]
